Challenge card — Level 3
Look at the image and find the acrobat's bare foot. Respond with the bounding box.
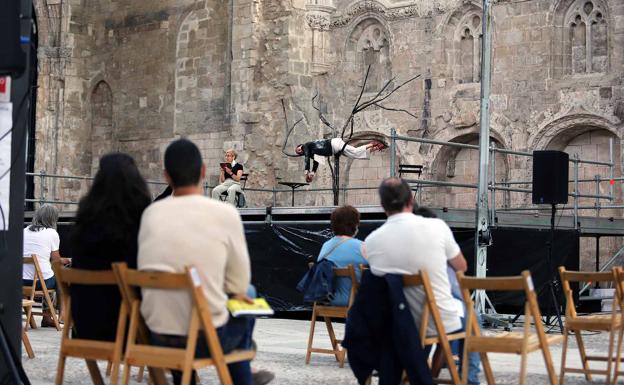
[370,140,387,152]
[305,174,314,183]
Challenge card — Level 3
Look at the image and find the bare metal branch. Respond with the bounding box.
[355,73,421,113]
[372,103,419,119]
[281,99,304,157]
[312,91,336,130]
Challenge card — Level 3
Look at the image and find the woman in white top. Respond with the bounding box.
[22,204,70,327]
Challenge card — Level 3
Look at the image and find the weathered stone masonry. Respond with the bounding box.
[32,0,624,268]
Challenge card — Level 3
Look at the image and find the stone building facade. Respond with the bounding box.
[32,0,624,267]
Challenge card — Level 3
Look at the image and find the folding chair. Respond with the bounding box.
[305,264,358,368]
[22,300,35,359]
[113,262,255,385]
[23,255,61,330]
[613,266,624,384]
[558,267,623,385]
[52,261,128,385]
[219,173,248,208]
[457,270,561,385]
[403,271,466,385]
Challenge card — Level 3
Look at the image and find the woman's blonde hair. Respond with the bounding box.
[225,149,237,159]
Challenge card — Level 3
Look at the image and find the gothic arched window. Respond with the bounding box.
[456,13,482,84]
[565,0,608,74]
[347,18,392,93]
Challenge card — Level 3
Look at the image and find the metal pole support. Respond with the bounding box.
[390,127,397,178]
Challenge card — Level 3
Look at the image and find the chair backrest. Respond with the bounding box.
[615,267,624,312]
[52,261,123,344]
[558,267,617,318]
[23,255,48,297]
[240,173,249,190]
[457,270,545,340]
[333,264,358,307]
[112,262,229,368]
[398,164,423,179]
[403,271,445,342]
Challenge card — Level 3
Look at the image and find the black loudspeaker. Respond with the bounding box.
[532,150,569,204]
[0,0,26,77]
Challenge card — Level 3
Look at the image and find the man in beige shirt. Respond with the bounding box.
[138,138,254,385]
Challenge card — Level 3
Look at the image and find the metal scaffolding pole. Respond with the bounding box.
[475,0,494,316]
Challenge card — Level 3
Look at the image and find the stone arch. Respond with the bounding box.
[173,1,228,135]
[429,131,510,209]
[438,1,483,83]
[345,17,393,93]
[90,81,114,173]
[530,113,619,151]
[551,0,610,77]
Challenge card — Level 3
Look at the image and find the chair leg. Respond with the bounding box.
[480,352,495,385]
[605,325,616,385]
[106,361,112,376]
[137,366,145,383]
[55,354,66,385]
[22,324,34,359]
[85,359,105,385]
[324,316,340,363]
[28,311,37,329]
[519,347,529,385]
[612,324,624,384]
[109,362,120,385]
[461,341,469,385]
[121,360,132,385]
[574,330,593,381]
[305,307,318,364]
[180,369,193,385]
[44,294,61,331]
[559,328,569,385]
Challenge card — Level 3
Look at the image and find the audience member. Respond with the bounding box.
[138,138,268,385]
[317,205,368,306]
[22,204,69,327]
[70,153,151,341]
[413,206,481,385]
[364,177,467,336]
[211,148,244,205]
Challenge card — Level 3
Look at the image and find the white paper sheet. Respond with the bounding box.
[0,102,13,230]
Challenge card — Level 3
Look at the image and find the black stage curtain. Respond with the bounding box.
[58,222,579,313]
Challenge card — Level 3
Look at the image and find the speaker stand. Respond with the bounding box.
[541,203,565,333]
[511,204,564,334]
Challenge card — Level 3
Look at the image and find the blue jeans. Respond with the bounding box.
[151,285,257,385]
[151,316,254,385]
[22,276,56,310]
[451,312,482,385]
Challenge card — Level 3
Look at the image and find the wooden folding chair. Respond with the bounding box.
[22,300,35,359]
[52,261,128,385]
[558,267,623,385]
[23,255,61,330]
[305,264,358,368]
[613,266,624,384]
[113,262,255,385]
[403,271,465,385]
[457,270,561,385]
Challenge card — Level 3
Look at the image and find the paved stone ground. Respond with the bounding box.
[22,316,616,385]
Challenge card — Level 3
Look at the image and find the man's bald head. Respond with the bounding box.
[378,177,414,215]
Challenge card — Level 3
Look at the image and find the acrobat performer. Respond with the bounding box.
[295,137,386,182]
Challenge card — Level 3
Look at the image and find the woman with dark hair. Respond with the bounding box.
[316,205,368,306]
[70,153,151,341]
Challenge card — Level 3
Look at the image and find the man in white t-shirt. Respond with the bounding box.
[364,177,468,335]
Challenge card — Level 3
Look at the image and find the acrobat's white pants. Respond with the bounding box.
[330,138,370,160]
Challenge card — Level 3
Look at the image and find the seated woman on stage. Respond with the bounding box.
[211,149,244,205]
[70,153,151,341]
[317,205,368,306]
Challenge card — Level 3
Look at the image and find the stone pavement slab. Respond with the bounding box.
[22,317,615,384]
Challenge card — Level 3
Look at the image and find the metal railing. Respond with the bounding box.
[387,128,619,229]
[25,129,620,223]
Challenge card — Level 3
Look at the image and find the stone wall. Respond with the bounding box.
[32,0,624,267]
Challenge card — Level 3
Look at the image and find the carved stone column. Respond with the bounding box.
[305,0,335,75]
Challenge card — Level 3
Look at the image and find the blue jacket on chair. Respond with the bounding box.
[296,259,336,304]
[342,270,433,385]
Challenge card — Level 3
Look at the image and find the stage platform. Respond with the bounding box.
[237,205,624,236]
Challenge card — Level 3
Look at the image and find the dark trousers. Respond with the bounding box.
[22,276,57,311]
[151,316,254,385]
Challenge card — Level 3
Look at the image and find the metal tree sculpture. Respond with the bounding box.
[282,65,421,205]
